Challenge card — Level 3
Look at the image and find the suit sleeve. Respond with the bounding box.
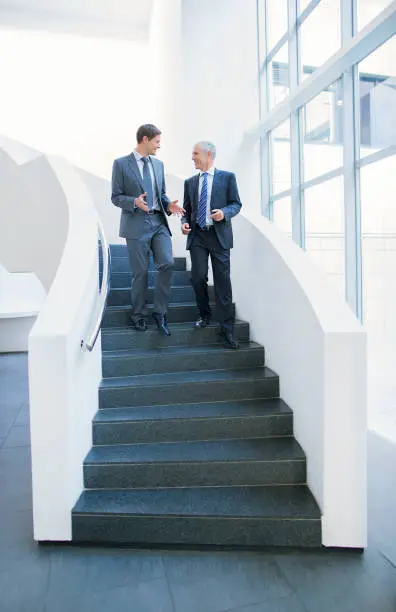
[160,162,172,216]
[182,180,192,226]
[111,160,137,213]
[221,173,242,221]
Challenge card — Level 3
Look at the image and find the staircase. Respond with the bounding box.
[72,244,321,547]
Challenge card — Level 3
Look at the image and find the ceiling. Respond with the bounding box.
[0,0,154,40]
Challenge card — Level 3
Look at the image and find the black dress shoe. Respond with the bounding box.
[130,316,147,331]
[152,312,171,336]
[195,316,210,329]
[219,328,239,349]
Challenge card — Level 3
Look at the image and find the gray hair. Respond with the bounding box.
[196,141,216,159]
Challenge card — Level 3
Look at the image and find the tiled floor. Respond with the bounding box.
[1,353,396,612]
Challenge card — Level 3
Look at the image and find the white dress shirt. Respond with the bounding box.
[133,150,160,210]
[198,165,215,226]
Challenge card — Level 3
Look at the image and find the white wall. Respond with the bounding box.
[179,0,260,179]
[0,26,156,178]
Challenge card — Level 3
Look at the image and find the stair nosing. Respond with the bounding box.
[101,342,263,359]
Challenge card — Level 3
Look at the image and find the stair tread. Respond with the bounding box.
[85,436,303,464]
[110,285,193,291]
[95,398,291,423]
[105,302,211,311]
[73,485,320,519]
[100,367,277,389]
[102,342,262,359]
[101,320,247,335]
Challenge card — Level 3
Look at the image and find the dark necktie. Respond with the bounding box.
[197,172,208,228]
[141,157,154,210]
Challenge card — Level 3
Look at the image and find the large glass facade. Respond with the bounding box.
[258,0,396,436]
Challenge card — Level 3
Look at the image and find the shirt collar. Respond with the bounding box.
[133,149,147,162]
[200,165,215,176]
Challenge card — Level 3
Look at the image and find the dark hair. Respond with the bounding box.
[136,124,162,143]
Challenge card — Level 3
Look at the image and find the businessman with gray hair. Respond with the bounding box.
[182,141,242,349]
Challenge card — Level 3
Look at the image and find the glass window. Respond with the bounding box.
[299,0,341,81]
[302,78,344,181]
[269,43,290,109]
[272,196,292,235]
[357,0,393,31]
[358,36,396,157]
[271,119,291,195]
[266,0,288,52]
[304,176,345,299]
[361,156,396,434]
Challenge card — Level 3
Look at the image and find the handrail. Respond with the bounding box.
[81,218,111,351]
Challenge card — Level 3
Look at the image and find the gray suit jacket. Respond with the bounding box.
[111,154,172,239]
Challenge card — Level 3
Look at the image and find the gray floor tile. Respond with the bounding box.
[15,404,30,425]
[0,446,32,510]
[3,422,31,447]
[227,597,307,612]
[47,546,165,599]
[44,578,173,612]
[274,547,396,612]
[163,550,293,612]
[0,554,49,612]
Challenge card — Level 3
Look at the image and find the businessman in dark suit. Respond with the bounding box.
[182,141,242,349]
[111,124,184,336]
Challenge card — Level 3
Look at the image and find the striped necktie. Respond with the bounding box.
[197,172,208,229]
[141,157,154,210]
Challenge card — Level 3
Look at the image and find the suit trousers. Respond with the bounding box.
[126,213,173,316]
[190,226,234,332]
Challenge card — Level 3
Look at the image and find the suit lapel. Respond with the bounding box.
[210,169,220,210]
[127,154,144,191]
[149,157,162,203]
[192,173,200,214]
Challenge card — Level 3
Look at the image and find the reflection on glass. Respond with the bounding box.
[299,0,312,14]
[269,43,289,109]
[361,156,396,433]
[300,0,341,81]
[359,36,396,157]
[271,119,291,194]
[302,78,343,181]
[357,0,393,31]
[304,176,345,300]
[266,0,288,51]
[273,196,292,235]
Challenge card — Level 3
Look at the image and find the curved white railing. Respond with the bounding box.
[231,211,366,548]
[0,138,106,542]
[81,218,111,352]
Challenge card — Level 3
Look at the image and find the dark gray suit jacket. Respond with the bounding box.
[182,169,242,250]
[111,154,172,239]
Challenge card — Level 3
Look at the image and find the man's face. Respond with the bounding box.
[192,145,212,171]
[143,135,161,156]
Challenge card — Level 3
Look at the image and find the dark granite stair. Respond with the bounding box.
[73,486,321,547]
[73,244,322,547]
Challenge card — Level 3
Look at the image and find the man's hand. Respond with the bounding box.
[168,200,185,216]
[210,209,225,222]
[134,192,149,213]
[181,223,191,235]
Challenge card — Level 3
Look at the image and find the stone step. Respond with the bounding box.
[111,270,191,288]
[99,366,279,409]
[102,342,264,377]
[107,285,214,307]
[93,398,292,445]
[108,256,186,273]
[72,485,321,547]
[83,437,306,488]
[101,320,250,351]
[102,303,235,327]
